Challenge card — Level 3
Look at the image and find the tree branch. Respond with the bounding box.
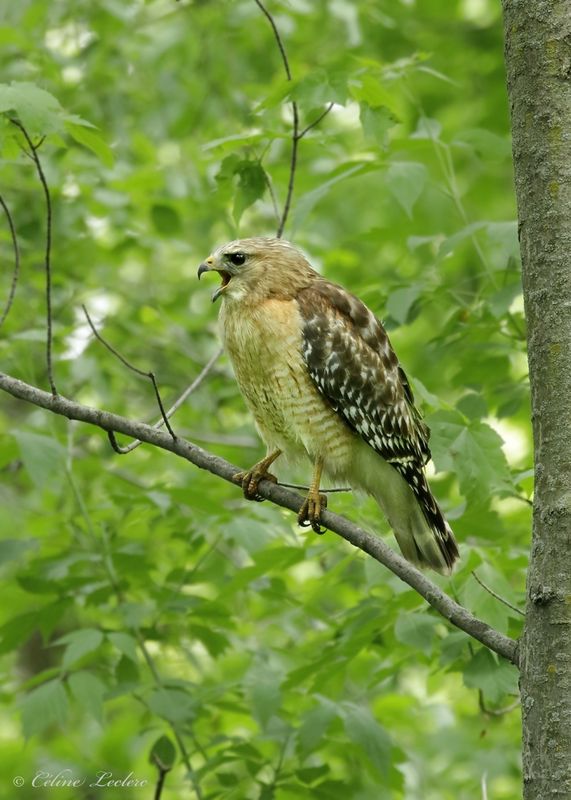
[0,370,519,666]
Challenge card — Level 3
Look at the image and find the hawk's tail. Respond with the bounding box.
[371,461,459,575]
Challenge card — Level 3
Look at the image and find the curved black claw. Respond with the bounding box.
[297,493,328,535]
[234,469,278,502]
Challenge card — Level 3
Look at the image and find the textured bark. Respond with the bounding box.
[502,2,571,797]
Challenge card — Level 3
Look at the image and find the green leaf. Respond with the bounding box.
[0,81,63,132]
[394,612,439,656]
[20,679,68,738]
[359,103,397,149]
[454,128,512,161]
[149,735,177,770]
[107,631,139,663]
[292,163,371,232]
[437,221,487,260]
[456,392,488,420]
[13,431,66,489]
[233,160,267,223]
[488,282,522,319]
[463,649,519,703]
[385,285,422,325]
[297,702,337,757]
[151,204,181,235]
[411,116,442,140]
[244,660,282,729]
[385,162,427,218]
[296,765,330,785]
[66,122,114,167]
[148,688,195,724]
[342,703,391,777]
[0,538,38,565]
[68,671,106,723]
[351,73,400,115]
[56,628,104,668]
[428,410,513,505]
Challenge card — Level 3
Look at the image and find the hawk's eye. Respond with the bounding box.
[227,252,246,266]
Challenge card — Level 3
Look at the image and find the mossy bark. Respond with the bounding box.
[502,2,571,797]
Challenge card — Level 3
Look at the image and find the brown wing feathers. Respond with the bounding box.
[297,280,458,567]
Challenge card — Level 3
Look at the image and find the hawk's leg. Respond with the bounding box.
[234,449,282,502]
[298,457,328,535]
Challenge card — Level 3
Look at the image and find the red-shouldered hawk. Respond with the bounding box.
[198,237,459,574]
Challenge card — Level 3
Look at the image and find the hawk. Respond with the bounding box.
[198,237,459,574]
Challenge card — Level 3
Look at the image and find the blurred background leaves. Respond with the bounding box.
[0,1,527,797]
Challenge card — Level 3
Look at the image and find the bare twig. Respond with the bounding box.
[298,102,335,139]
[253,0,292,80]
[152,761,169,800]
[478,689,521,717]
[82,304,177,441]
[0,194,20,329]
[253,3,334,237]
[10,119,57,395]
[472,570,525,617]
[0,370,520,666]
[107,346,223,454]
[253,0,298,237]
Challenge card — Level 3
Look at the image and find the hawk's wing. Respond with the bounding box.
[295,279,457,565]
[296,280,431,469]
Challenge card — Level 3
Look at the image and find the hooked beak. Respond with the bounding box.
[197,258,231,302]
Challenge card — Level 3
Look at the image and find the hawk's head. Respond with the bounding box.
[198,237,316,303]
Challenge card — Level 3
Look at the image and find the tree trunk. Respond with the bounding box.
[501,2,571,797]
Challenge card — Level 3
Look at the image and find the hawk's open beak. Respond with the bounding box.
[197,259,231,302]
[197,261,212,280]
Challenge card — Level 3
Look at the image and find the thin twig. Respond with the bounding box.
[10,119,57,394]
[0,370,520,667]
[106,346,223,454]
[278,103,299,238]
[264,171,281,228]
[298,102,335,139]
[0,194,20,329]
[472,570,525,617]
[478,689,521,717]
[152,762,169,800]
[253,0,292,80]
[82,304,177,441]
[253,0,298,238]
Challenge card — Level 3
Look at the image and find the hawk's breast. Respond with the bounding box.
[220,297,356,471]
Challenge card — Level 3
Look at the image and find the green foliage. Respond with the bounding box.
[0,1,528,798]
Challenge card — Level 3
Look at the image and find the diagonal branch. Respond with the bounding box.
[0,370,519,667]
